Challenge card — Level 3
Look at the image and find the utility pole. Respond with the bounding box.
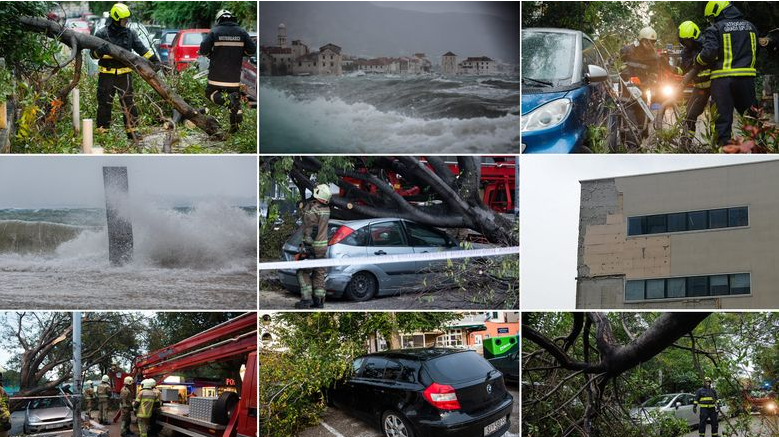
[73,312,82,437]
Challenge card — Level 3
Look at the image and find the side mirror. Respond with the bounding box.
[675,401,682,409]
[250,56,257,65]
[585,64,609,83]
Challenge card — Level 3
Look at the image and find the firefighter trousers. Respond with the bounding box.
[205,84,242,131]
[120,407,132,435]
[698,407,719,436]
[710,76,756,146]
[684,87,711,136]
[98,399,108,423]
[97,73,138,138]
[137,417,150,437]
[297,267,326,300]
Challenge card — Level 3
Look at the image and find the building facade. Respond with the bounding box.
[576,161,779,309]
[441,51,458,75]
[261,24,342,76]
[458,56,496,75]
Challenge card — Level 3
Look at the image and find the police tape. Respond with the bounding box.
[258,246,520,271]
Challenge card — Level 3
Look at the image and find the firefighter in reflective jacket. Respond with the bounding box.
[694,1,758,146]
[96,375,111,424]
[294,184,331,309]
[90,3,160,140]
[199,10,256,133]
[678,21,712,137]
[694,377,719,437]
[134,379,160,437]
[120,377,135,437]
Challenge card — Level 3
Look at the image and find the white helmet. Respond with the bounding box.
[85,380,92,387]
[101,375,110,383]
[638,26,657,42]
[313,184,332,203]
[124,376,134,385]
[215,9,235,23]
[141,379,154,389]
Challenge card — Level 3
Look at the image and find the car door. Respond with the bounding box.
[332,357,365,410]
[365,359,406,419]
[581,35,609,126]
[367,221,416,289]
[350,357,388,420]
[402,221,457,275]
[675,394,696,425]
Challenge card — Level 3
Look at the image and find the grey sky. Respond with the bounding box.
[520,154,779,310]
[0,157,256,208]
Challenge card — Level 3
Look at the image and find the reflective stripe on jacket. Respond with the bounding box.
[695,387,719,408]
[135,389,158,419]
[200,22,256,88]
[696,6,758,79]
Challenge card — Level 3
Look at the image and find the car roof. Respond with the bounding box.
[329,217,407,227]
[522,27,582,35]
[362,348,469,361]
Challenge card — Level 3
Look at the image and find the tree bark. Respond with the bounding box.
[19,16,222,136]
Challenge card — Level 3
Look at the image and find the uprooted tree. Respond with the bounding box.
[522,312,712,437]
[260,156,518,245]
[12,15,222,136]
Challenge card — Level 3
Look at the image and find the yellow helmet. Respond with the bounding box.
[110,3,131,21]
[704,1,730,19]
[678,21,701,40]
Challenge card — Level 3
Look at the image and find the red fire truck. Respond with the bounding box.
[117,313,257,437]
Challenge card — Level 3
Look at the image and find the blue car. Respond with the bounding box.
[521,28,611,153]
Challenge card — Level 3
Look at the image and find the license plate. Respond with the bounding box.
[484,416,506,436]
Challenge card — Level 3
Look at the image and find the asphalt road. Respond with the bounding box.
[297,386,520,437]
[682,414,779,437]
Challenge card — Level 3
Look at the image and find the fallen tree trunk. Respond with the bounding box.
[19,16,222,136]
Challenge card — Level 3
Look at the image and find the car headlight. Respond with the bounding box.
[661,84,676,99]
[521,98,571,132]
[28,415,41,423]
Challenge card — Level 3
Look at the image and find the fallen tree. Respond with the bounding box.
[18,16,221,136]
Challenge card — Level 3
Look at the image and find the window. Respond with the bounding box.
[436,329,463,347]
[625,273,750,301]
[628,207,747,235]
[728,207,749,227]
[709,209,728,229]
[582,37,603,73]
[383,360,402,380]
[351,357,365,376]
[625,280,645,301]
[667,212,687,232]
[646,279,665,299]
[362,357,387,379]
[405,222,450,247]
[340,227,369,246]
[370,222,406,246]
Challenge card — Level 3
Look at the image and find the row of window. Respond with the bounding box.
[627,206,748,236]
[625,273,751,301]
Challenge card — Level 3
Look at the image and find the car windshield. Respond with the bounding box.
[641,394,676,408]
[183,33,208,46]
[30,397,67,410]
[522,31,576,86]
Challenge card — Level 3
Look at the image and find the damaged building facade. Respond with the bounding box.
[577,161,779,309]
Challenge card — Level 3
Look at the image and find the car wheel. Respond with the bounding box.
[344,272,377,301]
[382,411,415,437]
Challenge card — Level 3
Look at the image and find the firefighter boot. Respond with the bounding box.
[294,299,313,309]
[228,92,243,133]
[312,296,325,309]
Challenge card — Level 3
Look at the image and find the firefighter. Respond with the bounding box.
[678,21,712,137]
[0,374,10,437]
[90,3,161,140]
[693,1,758,146]
[134,380,159,437]
[84,380,96,420]
[619,27,675,148]
[694,376,720,437]
[97,374,112,424]
[120,377,135,437]
[199,10,256,133]
[294,184,331,309]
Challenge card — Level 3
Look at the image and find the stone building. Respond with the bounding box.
[458,56,496,75]
[576,161,779,309]
[260,24,342,76]
[441,51,458,75]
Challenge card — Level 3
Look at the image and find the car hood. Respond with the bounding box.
[29,406,71,420]
[521,90,570,115]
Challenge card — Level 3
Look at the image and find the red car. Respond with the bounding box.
[168,28,210,72]
[744,388,777,415]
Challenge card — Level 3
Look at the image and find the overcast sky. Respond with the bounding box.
[0,157,256,209]
[521,154,779,310]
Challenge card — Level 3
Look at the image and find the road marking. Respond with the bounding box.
[258,246,520,270]
[320,421,347,437]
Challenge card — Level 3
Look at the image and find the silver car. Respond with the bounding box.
[24,396,73,434]
[630,393,697,426]
[278,218,461,301]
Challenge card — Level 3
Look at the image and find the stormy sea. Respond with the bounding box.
[0,204,256,309]
[259,75,520,153]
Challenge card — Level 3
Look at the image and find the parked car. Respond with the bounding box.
[521,28,611,153]
[157,29,179,63]
[278,218,462,301]
[169,29,210,72]
[328,348,513,437]
[488,351,519,385]
[64,18,91,34]
[744,388,778,415]
[24,396,73,434]
[630,393,698,426]
[241,33,258,104]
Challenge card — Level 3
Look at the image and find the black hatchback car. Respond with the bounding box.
[329,348,513,437]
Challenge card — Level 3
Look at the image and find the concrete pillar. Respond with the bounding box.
[82,119,93,154]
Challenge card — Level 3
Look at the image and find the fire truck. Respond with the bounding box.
[339,156,517,214]
[116,313,257,437]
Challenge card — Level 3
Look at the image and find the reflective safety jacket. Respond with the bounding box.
[84,387,96,400]
[680,37,712,88]
[298,199,330,259]
[91,22,160,74]
[199,21,256,88]
[96,382,111,399]
[120,386,133,409]
[694,387,719,409]
[696,5,758,79]
[134,388,159,419]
